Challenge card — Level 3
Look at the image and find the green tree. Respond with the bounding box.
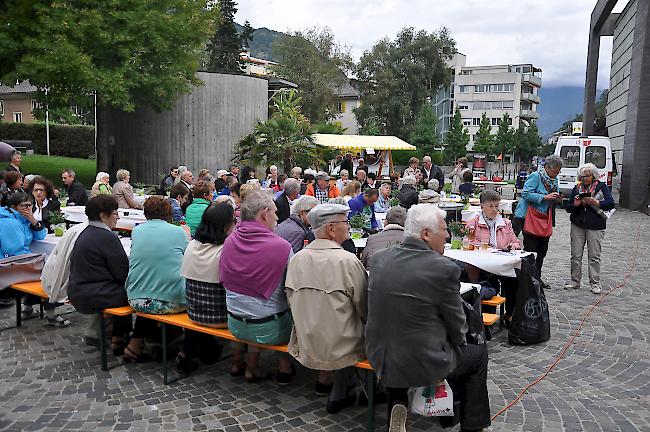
[358,116,381,136]
[234,90,324,172]
[355,27,456,140]
[0,0,218,169]
[494,113,514,160]
[443,108,469,163]
[272,27,353,124]
[471,113,494,156]
[409,103,440,155]
[523,122,542,162]
[205,0,253,73]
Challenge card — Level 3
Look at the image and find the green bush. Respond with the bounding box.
[392,149,445,166]
[0,122,95,158]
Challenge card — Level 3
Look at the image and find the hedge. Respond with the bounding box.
[0,122,95,158]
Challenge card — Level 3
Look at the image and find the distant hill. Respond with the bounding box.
[537,86,605,138]
[235,23,285,62]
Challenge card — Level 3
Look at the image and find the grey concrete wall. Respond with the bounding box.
[103,72,268,184]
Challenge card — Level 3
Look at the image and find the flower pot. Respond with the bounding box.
[59,197,68,208]
[53,223,66,237]
[451,236,462,250]
[350,228,363,240]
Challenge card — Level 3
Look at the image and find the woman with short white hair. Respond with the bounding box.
[112,169,143,209]
[336,169,350,191]
[91,172,112,197]
[275,195,319,253]
[564,162,615,294]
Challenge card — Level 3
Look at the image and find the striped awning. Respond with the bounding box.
[313,134,416,151]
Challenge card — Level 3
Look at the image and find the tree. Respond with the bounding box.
[205,0,253,73]
[409,103,440,156]
[523,122,542,162]
[494,113,514,161]
[443,108,469,163]
[272,28,353,124]
[0,1,218,170]
[355,27,456,140]
[233,90,324,172]
[471,113,494,156]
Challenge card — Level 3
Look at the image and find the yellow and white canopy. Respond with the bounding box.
[313,134,416,151]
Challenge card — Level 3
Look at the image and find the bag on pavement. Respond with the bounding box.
[408,380,454,417]
[508,254,551,345]
[0,253,45,289]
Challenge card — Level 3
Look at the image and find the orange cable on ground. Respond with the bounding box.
[491,221,642,421]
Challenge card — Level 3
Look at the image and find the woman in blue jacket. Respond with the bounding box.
[514,155,564,272]
[563,163,615,294]
[0,191,49,320]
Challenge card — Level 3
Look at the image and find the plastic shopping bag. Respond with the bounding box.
[408,380,454,417]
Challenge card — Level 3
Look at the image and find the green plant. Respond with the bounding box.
[389,197,400,207]
[350,214,367,229]
[57,189,68,200]
[443,182,452,194]
[448,221,467,237]
[48,210,65,225]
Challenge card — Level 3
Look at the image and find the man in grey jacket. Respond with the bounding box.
[360,206,406,270]
[366,204,490,432]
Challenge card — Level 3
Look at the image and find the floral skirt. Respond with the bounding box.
[129,298,186,315]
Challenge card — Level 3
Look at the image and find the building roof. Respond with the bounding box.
[313,134,415,151]
[0,80,37,95]
[332,80,360,98]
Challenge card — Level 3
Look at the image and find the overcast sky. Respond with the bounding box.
[237,0,631,89]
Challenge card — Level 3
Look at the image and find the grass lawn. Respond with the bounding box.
[20,155,97,187]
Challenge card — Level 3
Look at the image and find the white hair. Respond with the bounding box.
[283,178,301,195]
[340,169,349,177]
[578,163,599,180]
[401,175,417,187]
[290,195,319,215]
[96,172,109,182]
[215,195,236,210]
[427,178,439,190]
[403,204,446,240]
[116,169,130,181]
[240,190,274,221]
[423,155,432,163]
[269,165,278,172]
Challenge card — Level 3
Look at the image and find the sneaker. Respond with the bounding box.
[563,282,580,290]
[314,381,333,397]
[389,404,408,432]
[45,315,71,328]
[591,285,602,294]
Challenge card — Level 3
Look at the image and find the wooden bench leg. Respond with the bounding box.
[99,312,108,372]
[15,292,21,328]
[162,322,168,385]
[39,302,44,319]
[367,370,375,432]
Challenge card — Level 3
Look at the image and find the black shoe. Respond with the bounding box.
[175,354,199,374]
[0,298,14,309]
[315,381,333,397]
[358,390,389,406]
[276,364,296,387]
[326,393,357,414]
[82,336,100,348]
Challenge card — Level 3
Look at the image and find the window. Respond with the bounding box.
[460,70,473,75]
[340,101,346,113]
[489,83,514,92]
[459,85,470,93]
[560,146,581,168]
[502,100,514,109]
[491,118,501,126]
[474,84,489,93]
[491,101,503,109]
[0,100,3,116]
[506,117,512,125]
[585,146,606,168]
[462,119,471,126]
[336,101,343,113]
[472,118,481,126]
[31,99,42,111]
[458,104,469,110]
[13,112,23,123]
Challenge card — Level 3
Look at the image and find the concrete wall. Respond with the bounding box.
[102,73,268,184]
[606,0,636,171]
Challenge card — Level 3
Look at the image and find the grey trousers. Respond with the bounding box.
[328,367,356,402]
[570,224,605,288]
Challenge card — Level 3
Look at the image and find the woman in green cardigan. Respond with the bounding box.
[185,179,215,235]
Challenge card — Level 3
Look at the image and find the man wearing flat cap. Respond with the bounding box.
[305,171,340,203]
[285,203,368,414]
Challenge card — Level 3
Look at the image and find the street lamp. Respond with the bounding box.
[44,86,50,157]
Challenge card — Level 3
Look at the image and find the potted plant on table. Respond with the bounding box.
[57,190,68,208]
[349,214,367,240]
[448,221,467,250]
[49,211,67,237]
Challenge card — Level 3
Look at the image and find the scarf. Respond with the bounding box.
[573,180,598,207]
[219,220,291,299]
[539,169,557,193]
[482,212,498,247]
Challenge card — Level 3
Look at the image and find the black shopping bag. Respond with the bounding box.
[461,287,486,345]
[508,254,551,345]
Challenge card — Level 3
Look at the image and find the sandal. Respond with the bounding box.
[230,362,246,377]
[45,315,71,328]
[245,367,273,383]
[123,346,151,363]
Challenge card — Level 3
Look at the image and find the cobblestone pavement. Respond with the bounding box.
[1,209,649,432]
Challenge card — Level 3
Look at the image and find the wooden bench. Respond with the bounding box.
[10,281,48,327]
[482,295,507,330]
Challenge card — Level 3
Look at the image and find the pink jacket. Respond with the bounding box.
[465,214,521,250]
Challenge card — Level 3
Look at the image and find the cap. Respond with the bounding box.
[308,203,350,230]
[216,170,230,178]
[316,171,330,181]
[418,189,440,204]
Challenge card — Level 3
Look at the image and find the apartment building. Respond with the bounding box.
[434,53,542,151]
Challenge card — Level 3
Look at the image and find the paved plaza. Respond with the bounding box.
[1,209,649,432]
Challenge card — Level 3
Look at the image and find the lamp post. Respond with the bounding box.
[44,87,50,156]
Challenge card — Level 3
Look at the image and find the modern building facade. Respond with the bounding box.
[585,0,650,209]
[0,81,38,124]
[433,54,542,153]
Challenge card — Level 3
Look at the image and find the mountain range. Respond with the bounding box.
[238,23,603,137]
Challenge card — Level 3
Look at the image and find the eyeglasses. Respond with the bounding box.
[19,203,33,209]
[329,220,350,226]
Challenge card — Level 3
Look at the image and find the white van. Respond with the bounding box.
[554,136,613,196]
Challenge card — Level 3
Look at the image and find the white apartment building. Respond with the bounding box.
[434,53,542,152]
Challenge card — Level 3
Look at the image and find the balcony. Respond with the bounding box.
[523,74,542,87]
[520,109,540,119]
[522,92,541,104]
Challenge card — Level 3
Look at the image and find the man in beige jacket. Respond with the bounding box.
[285,203,368,414]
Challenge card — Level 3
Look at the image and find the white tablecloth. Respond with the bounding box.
[461,200,516,222]
[62,206,146,230]
[444,248,532,277]
[32,233,132,260]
